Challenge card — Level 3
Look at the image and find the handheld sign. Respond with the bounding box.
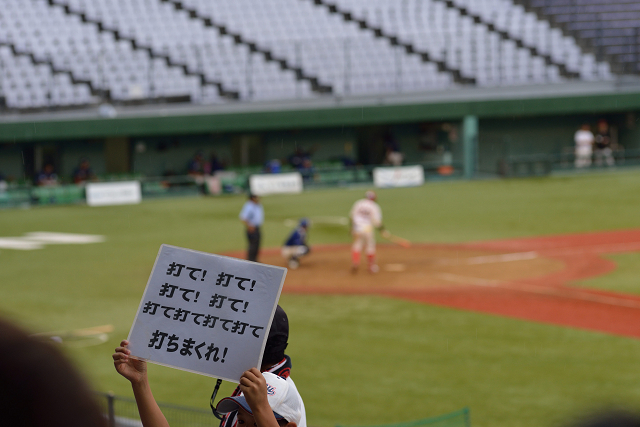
[127,245,287,383]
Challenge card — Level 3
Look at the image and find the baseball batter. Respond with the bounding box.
[349,190,389,273]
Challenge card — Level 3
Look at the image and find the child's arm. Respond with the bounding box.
[112,340,170,427]
[239,368,282,427]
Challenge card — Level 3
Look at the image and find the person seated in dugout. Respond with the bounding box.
[36,163,60,187]
[281,219,310,270]
[112,305,304,427]
[72,158,96,184]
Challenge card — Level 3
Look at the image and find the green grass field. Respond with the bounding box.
[575,252,640,295]
[2,170,640,427]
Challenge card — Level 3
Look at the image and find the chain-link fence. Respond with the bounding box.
[499,148,640,177]
[96,392,216,427]
[336,407,471,427]
[96,393,470,427]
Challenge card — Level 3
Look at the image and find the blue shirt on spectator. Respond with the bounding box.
[239,200,264,227]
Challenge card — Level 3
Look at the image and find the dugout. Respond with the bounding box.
[2,81,640,184]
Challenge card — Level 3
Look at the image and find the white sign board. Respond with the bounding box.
[86,181,142,207]
[249,172,303,196]
[127,245,287,382]
[373,166,425,188]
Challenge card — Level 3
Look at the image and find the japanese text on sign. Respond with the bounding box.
[127,245,287,382]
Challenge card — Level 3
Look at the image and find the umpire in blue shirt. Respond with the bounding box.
[239,193,264,262]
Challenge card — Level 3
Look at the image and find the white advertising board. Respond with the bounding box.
[86,181,142,207]
[249,172,303,196]
[127,245,287,382]
[373,166,425,188]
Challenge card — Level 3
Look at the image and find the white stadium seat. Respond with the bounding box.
[0,0,614,110]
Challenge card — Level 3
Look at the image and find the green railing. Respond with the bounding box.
[96,392,214,427]
[0,162,464,208]
[499,148,640,177]
[336,408,471,427]
[95,392,470,427]
[0,175,203,208]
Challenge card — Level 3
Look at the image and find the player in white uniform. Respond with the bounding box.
[574,123,594,168]
[350,191,388,273]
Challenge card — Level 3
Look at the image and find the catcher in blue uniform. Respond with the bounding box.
[281,218,310,269]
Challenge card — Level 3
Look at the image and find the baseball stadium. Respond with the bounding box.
[3,1,640,426]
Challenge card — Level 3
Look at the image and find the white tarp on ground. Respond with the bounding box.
[249,173,303,196]
[86,181,142,207]
[127,245,287,382]
[0,238,43,250]
[373,165,425,188]
[21,232,105,244]
[0,232,105,250]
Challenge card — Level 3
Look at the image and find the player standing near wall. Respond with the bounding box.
[349,191,389,274]
[574,123,594,168]
[594,119,615,167]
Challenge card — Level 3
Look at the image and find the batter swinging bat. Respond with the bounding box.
[382,230,412,248]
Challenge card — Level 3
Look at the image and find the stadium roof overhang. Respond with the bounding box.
[2,80,640,142]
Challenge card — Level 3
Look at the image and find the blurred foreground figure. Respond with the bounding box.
[570,410,640,427]
[0,317,107,427]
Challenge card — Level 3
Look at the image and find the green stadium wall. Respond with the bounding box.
[2,90,640,180]
[478,112,640,174]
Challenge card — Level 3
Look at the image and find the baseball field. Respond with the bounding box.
[2,169,640,427]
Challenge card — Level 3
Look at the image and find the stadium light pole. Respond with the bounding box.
[463,115,478,179]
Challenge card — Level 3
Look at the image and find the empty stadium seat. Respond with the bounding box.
[333,0,612,84]
[528,0,640,73]
[0,0,619,110]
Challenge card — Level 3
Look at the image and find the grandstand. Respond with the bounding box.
[0,0,623,110]
[2,0,640,203]
[524,0,640,74]
[5,4,640,427]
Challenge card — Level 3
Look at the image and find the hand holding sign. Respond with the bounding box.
[127,245,287,382]
[239,367,270,410]
[113,339,147,384]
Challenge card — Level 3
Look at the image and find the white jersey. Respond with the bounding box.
[350,199,382,233]
[574,130,594,153]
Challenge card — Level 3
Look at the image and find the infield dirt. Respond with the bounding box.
[242,229,640,339]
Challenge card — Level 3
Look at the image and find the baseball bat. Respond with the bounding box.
[382,231,412,248]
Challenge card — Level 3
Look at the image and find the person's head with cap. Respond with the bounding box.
[365,190,376,201]
[298,218,309,229]
[261,305,289,369]
[249,193,260,203]
[216,371,303,427]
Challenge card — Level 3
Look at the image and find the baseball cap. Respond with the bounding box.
[216,372,303,426]
[365,190,376,200]
[262,305,289,365]
[299,218,309,228]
